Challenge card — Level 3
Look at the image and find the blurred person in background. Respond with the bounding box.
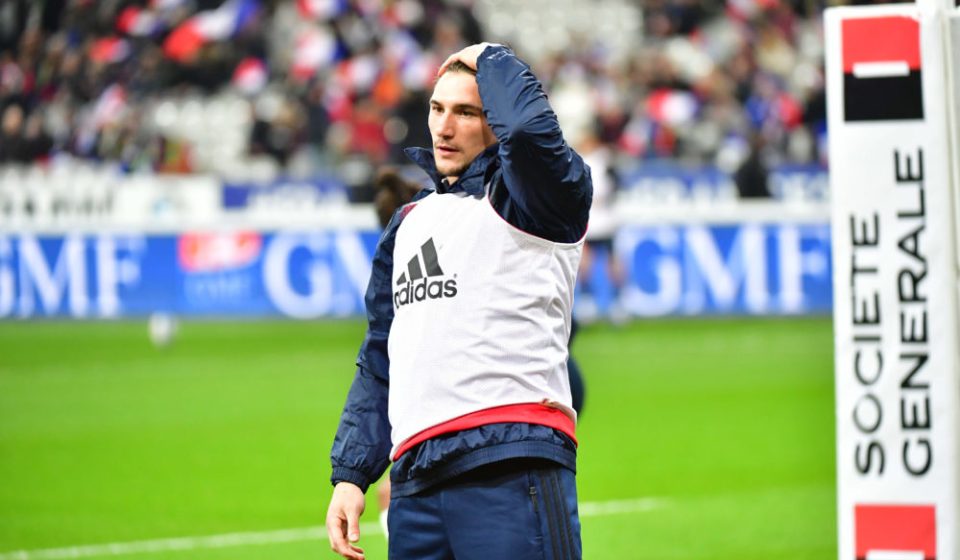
[0,102,49,163]
[20,109,53,162]
[326,43,591,560]
[576,126,625,322]
[0,103,25,162]
[734,131,771,199]
[0,1,834,179]
[371,168,423,228]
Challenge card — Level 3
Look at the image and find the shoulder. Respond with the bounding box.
[393,188,434,223]
[377,188,436,250]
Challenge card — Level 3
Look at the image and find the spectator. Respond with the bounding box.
[21,110,53,162]
[734,132,771,199]
[0,0,838,182]
[0,103,26,162]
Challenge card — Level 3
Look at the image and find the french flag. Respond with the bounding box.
[89,37,131,64]
[382,30,434,89]
[336,55,380,93]
[232,57,268,94]
[116,6,161,37]
[296,0,348,21]
[290,26,343,81]
[163,0,259,63]
[92,84,128,128]
[75,83,127,154]
[645,89,698,126]
[842,16,923,121]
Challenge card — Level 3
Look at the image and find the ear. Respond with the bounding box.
[482,120,497,147]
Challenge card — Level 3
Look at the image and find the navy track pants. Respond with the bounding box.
[387,461,581,560]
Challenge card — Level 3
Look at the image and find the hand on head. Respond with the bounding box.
[438,43,498,76]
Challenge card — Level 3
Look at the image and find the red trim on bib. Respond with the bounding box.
[399,202,419,220]
[393,403,577,460]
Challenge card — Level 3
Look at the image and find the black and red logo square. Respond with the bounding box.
[842,16,924,122]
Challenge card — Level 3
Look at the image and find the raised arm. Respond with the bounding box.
[441,44,592,243]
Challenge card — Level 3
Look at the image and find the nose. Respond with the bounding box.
[435,111,454,139]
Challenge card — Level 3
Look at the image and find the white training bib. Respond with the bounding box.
[387,188,583,457]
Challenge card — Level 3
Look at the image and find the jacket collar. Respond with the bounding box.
[404,144,499,196]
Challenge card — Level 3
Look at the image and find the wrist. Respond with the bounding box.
[331,467,371,493]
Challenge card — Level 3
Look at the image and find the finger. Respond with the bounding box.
[346,506,362,543]
[339,539,365,560]
[329,526,365,560]
[347,543,365,560]
[326,516,350,556]
[437,53,460,76]
[339,520,366,560]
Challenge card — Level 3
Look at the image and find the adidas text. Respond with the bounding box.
[394,277,458,308]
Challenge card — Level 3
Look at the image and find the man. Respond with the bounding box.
[326,43,592,560]
[367,169,589,541]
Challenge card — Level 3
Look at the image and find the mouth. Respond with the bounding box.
[435,144,459,155]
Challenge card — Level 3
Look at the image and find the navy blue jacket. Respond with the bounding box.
[330,45,592,497]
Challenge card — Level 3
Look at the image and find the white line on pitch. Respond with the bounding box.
[579,497,666,516]
[0,497,668,560]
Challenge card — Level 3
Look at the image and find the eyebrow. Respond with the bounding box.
[429,100,484,113]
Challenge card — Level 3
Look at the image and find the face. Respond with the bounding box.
[428,71,497,182]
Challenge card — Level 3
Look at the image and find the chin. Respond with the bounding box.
[436,161,469,178]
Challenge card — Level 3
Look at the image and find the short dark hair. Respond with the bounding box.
[443,60,476,76]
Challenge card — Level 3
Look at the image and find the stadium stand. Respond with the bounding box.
[0,0,860,196]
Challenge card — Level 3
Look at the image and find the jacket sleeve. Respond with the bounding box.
[476,45,592,243]
[329,365,390,492]
[329,209,402,492]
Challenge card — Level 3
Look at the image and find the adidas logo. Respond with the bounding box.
[394,238,458,308]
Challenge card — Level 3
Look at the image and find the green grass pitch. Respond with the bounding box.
[0,317,836,559]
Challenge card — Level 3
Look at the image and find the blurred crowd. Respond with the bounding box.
[0,0,886,188]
